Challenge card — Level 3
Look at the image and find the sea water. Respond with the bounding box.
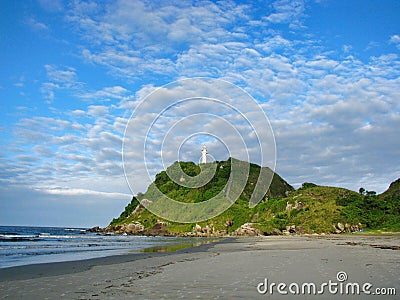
[0,226,192,268]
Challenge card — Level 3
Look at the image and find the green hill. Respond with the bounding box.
[106,159,400,235]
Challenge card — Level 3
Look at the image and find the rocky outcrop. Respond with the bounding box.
[140,199,153,207]
[191,224,213,236]
[193,224,202,234]
[233,223,262,236]
[294,201,305,209]
[94,219,365,237]
[224,220,233,227]
[336,222,345,232]
[88,226,104,233]
[143,221,170,236]
[333,222,362,234]
[286,200,305,211]
[186,224,228,237]
[272,228,282,235]
[131,204,145,215]
[111,221,145,235]
[282,225,305,235]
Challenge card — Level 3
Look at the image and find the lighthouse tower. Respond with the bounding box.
[201,145,207,164]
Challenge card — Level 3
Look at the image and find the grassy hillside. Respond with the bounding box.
[108,159,400,235]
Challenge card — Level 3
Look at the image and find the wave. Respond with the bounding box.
[0,234,88,242]
[65,228,87,233]
[0,226,193,268]
[0,235,41,242]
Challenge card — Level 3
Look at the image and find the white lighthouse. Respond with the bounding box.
[201,145,207,164]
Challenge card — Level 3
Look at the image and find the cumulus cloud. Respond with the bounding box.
[38,0,63,12]
[264,0,306,28]
[5,97,130,199]
[36,186,131,198]
[45,65,77,84]
[41,65,82,102]
[87,105,109,117]
[26,17,49,32]
[389,34,400,49]
[68,0,252,80]
[78,86,129,101]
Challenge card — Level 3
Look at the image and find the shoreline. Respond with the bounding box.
[1,235,399,299]
[0,237,225,281]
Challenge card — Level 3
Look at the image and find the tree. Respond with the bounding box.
[366,190,376,197]
[300,182,317,190]
[359,187,365,195]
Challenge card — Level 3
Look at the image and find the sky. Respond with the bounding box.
[0,0,399,227]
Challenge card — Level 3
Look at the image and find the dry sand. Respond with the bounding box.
[0,235,399,299]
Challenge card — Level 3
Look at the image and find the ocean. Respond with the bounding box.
[0,225,196,269]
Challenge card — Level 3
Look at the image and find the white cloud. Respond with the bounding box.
[389,34,400,49]
[264,0,306,28]
[41,65,82,102]
[26,17,49,31]
[40,82,59,102]
[256,35,293,53]
[38,0,63,12]
[44,65,77,84]
[69,0,253,80]
[78,86,128,100]
[36,186,130,198]
[7,100,130,197]
[342,44,352,53]
[71,109,86,116]
[87,105,109,116]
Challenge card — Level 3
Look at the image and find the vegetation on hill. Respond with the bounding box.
[150,159,293,203]
[109,159,400,235]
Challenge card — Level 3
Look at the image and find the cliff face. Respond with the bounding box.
[106,159,400,236]
[380,178,400,199]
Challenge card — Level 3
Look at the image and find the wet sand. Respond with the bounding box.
[0,235,399,299]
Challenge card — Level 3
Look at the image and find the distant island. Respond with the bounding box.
[93,158,400,236]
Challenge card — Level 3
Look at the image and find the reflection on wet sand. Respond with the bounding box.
[141,238,221,252]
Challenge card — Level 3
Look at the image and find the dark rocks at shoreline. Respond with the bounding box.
[87,226,104,233]
[233,223,262,236]
[89,221,365,237]
[333,222,363,234]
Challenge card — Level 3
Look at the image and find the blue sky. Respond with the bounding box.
[1,0,399,227]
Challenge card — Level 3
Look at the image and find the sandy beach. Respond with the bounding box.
[1,235,399,299]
